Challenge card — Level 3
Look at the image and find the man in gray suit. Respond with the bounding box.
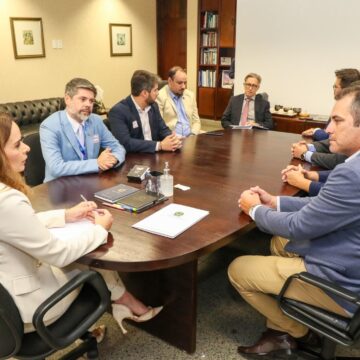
[221,72,273,129]
[228,85,360,356]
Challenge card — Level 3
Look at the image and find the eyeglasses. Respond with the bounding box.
[244,83,259,89]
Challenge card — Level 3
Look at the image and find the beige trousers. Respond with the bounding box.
[228,235,348,338]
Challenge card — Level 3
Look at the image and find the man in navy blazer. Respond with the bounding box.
[40,78,126,182]
[108,70,182,153]
[221,72,273,129]
[229,85,360,356]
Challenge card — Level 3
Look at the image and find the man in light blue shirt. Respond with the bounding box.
[157,66,201,136]
[40,78,126,182]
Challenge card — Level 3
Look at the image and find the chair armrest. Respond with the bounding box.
[278,272,360,306]
[33,270,110,349]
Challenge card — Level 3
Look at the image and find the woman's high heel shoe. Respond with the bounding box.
[112,304,163,334]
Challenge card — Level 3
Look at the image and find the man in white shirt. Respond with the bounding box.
[109,70,182,153]
[40,78,126,182]
[221,72,273,129]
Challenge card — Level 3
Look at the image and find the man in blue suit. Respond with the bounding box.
[108,70,182,153]
[40,78,126,182]
[229,85,360,356]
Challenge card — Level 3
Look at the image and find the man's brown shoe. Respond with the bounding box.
[237,329,297,355]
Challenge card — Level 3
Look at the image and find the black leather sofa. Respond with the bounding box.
[0,97,106,135]
[0,97,65,135]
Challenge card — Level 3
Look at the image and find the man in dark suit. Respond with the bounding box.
[229,85,360,356]
[221,72,273,129]
[108,70,182,153]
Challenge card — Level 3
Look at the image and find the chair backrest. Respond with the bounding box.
[0,283,24,359]
[23,132,45,187]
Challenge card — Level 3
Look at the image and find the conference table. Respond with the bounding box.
[30,129,302,353]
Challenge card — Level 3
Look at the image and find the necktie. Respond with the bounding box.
[240,98,251,125]
[76,123,87,160]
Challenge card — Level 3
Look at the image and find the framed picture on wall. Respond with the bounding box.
[109,23,132,56]
[10,17,45,59]
[221,70,233,89]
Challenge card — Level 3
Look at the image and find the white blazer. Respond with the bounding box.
[0,183,107,326]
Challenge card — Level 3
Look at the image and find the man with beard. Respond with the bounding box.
[109,70,182,153]
[157,66,201,136]
[40,78,125,182]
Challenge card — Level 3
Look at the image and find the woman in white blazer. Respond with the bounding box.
[0,112,162,335]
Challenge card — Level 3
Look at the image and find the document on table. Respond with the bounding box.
[49,220,95,241]
[132,203,209,239]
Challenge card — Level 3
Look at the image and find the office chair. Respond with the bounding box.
[278,272,360,360]
[23,132,45,186]
[0,270,111,360]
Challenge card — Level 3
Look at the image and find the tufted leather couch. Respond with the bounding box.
[0,97,65,135]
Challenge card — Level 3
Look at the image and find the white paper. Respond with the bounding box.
[174,184,191,191]
[132,204,209,239]
[49,219,94,242]
[230,125,252,129]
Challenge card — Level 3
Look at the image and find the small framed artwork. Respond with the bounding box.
[109,23,132,56]
[220,57,231,66]
[221,70,234,89]
[10,17,45,59]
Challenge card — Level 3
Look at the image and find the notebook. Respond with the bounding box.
[94,183,138,203]
[132,203,209,238]
[117,189,166,213]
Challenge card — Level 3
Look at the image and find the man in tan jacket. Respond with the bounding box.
[157,66,201,136]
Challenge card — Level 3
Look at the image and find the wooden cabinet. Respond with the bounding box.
[197,0,236,120]
[272,114,327,134]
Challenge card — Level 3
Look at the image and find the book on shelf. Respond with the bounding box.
[200,48,217,65]
[199,69,216,87]
[202,11,218,29]
[201,32,217,47]
[132,203,209,239]
[94,183,138,203]
[221,70,234,89]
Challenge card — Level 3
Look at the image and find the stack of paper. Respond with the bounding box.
[132,203,209,239]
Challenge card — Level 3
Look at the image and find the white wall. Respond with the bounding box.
[0,0,157,106]
[235,0,360,115]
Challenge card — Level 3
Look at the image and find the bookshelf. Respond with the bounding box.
[197,0,236,119]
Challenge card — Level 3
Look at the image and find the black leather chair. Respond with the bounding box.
[22,132,45,187]
[0,270,111,360]
[278,272,360,360]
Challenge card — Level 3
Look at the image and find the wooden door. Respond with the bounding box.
[157,0,187,80]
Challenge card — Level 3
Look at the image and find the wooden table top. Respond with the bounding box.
[29,129,301,272]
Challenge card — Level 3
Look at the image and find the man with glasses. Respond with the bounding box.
[157,66,201,137]
[221,72,273,129]
[109,70,182,153]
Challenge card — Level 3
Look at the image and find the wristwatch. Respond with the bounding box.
[300,151,306,161]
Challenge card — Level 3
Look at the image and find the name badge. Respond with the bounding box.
[93,134,100,143]
[132,121,139,129]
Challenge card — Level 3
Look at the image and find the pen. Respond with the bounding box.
[80,194,88,202]
[101,202,136,212]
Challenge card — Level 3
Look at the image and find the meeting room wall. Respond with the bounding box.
[234,0,360,115]
[0,0,157,107]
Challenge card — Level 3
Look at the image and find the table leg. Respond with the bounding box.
[120,260,198,353]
